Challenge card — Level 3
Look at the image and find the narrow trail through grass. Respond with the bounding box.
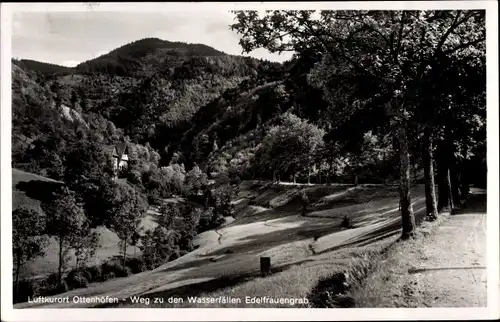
[215,229,224,244]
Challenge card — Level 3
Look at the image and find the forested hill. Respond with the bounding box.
[75,38,228,77]
[12,33,486,193]
[11,37,285,180]
[14,59,74,77]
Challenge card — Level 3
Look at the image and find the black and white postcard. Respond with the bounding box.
[1,1,498,321]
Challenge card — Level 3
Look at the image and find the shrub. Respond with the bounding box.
[84,265,102,283]
[148,194,162,206]
[307,272,351,308]
[143,258,157,271]
[229,169,241,186]
[125,258,147,274]
[100,261,124,280]
[127,170,143,185]
[104,271,116,280]
[141,226,181,269]
[100,261,132,278]
[79,268,93,281]
[13,279,37,304]
[48,282,69,296]
[158,204,179,229]
[65,269,89,290]
[44,272,59,286]
[35,272,68,296]
[197,212,213,233]
[341,215,354,229]
[115,266,133,278]
[169,251,180,261]
[39,275,69,296]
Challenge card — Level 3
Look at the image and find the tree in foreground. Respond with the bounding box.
[43,188,88,285]
[425,53,486,213]
[12,207,49,292]
[231,10,485,238]
[141,226,179,269]
[72,227,100,270]
[109,184,148,270]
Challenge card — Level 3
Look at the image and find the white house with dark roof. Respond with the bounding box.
[105,142,129,175]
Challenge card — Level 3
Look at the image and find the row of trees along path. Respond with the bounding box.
[231,10,485,239]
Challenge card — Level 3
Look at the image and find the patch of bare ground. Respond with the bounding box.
[346,191,487,308]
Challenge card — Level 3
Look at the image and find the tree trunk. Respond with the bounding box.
[422,127,438,220]
[460,155,470,202]
[437,176,450,211]
[319,171,322,185]
[15,255,21,295]
[122,240,128,270]
[273,170,276,183]
[353,173,358,186]
[446,168,454,211]
[436,138,452,213]
[397,121,415,239]
[461,179,470,201]
[328,157,334,185]
[293,173,296,184]
[451,167,462,206]
[58,237,64,285]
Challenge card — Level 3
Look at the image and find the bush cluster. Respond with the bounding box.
[13,257,151,304]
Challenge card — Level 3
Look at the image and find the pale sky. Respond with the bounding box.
[12,11,294,67]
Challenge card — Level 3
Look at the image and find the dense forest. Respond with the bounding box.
[11,10,486,303]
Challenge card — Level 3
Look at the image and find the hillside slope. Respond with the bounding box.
[12,169,174,279]
[14,59,74,77]
[12,169,63,212]
[14,182,427,308]
[12,37,282,175]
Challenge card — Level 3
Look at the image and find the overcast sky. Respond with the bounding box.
[12,11,294,67]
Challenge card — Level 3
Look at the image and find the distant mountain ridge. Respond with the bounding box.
[14,37,229,78]
[14,59,74,77]
[91,37,227,61]
[76,37,228,77]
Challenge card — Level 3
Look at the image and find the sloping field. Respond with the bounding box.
[12,169,62,211]
[12,168,63,186]
[15,182,427,308]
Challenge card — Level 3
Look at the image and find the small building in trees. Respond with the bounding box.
[105,142,130,175]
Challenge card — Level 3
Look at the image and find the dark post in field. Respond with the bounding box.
[260,257,271,276]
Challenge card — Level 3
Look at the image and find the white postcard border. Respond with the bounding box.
[1,2,498,321]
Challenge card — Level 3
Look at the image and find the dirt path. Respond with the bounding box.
[214,229,224,244]
[351,188,487,307]
[409,191,487,307]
